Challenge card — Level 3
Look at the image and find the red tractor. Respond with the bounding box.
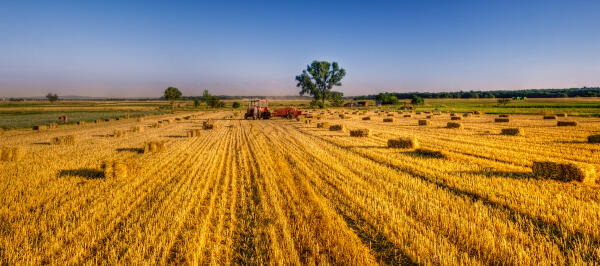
[244,99,271,119]
[272,107,303,119]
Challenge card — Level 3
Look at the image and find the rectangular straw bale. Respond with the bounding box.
[77,121,85,125]
[387,113,394,117]
[473,111,483,115]
[350,129,370,137]
[113,130,125,137]
[556,113,567,117]
[202,120,214,130]
[48,123,58,129]
[588,134,600,143]
[316,122,330,128]
[426,115,433,119]
[446,122,463,129]
[33,125,47,131]
[137,117,144,122]
[0,147,25,162]
[415,148,448,158]
[418,120,431,126]
[387,137,419,149]
[132,126,144,133]
[451,116,462,120]
[403,114,412,118]
[499,114,510,118]
[125,114,130,119]
[501,128,523,136]
[543,115,557,120]
[362,116,371,120]
[557,121,577,126]
[416,112,422,115]
[151,122,162,128]
[495,118,510,123]
[102,160,140,179]
[51,135,76,145]
[187,129,201,137]
[329,124,345,131]
[95,120,102,124]
[383,118,394,122]
[532,161,596,183]
[463,113,471,117]
[144,141,166,153]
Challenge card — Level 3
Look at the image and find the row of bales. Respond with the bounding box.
[301,109,599,184]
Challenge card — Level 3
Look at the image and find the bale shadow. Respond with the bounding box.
[555,140,588,144]
[59,169,104,179]
[346,145,384,149]
[92,134,106,137]
[452,170,534,180]
[116,148,144,154]
[33,142,51,145]
[165,135,186,139]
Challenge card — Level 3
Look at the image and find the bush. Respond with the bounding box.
[310,100,325,109]
[232,102,241,108]
[411,95,424,105]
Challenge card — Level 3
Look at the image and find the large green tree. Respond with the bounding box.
[46,93,59,103]
[164,87,182,105]
[296,60,346,105]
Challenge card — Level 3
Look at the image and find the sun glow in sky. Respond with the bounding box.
[1,0,599,97]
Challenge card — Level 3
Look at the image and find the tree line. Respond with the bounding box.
[356,87,600,100]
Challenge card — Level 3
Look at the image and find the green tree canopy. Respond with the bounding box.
[164,87,182,104]
[232,102,241,108]
[376,93,398,105]
[46,93,59,103]
[329,91,344,107]
[296,60,346,104]
[411,95,424,105]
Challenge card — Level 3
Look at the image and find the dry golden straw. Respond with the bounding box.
[113,130,125,137]
[0,147,25,162]
[51,135,76,145]
[144,141,166,153]
[316,122,330,128]
[388,137,419,149]
[447,122,463,129]
[102,160,140,179]
[532,161,596,183]
[349,129,370,137]
[329,124,345,131]
[501,128,523,136]
[415,148,448,158]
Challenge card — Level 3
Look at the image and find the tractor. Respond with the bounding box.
[244,99,271,119]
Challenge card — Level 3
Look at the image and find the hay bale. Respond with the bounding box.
[418,120,431,126]
[556,113,568,117]
[451,116,462,121]
[102,160,140,179]
[383,118,394,122]
[446,122,463,129]
[202,120,214,130]
[532,161,596,183]
[131,126,144,133]
[329,124,345,131]
[33,125,47,131]
[501,128,523,136]
[0,147,25,162]
[184,116,191,120]
[495,118,510,123]
[95,120,102,124]
[387,113,394,117]
[76,121,85,126]
[125,114,130,119]
[473,111,483,115]
[113,130,126,137]
[144,141,166,153]
[316,122,330,128]
[387,137,419,149]
[557,121,577,127]
[187,129,202,137]
[349,129,370,137]
[588,135,600,143]
[137,117,144,122]
[104,119,111,122]
[426,115,433,119]
[463,113,471,117]
[415,148,448,158]
[48,123,58,129]
[543,115,557,120]
[51,135,76,145]
[151,122,163,128]
[499,114,510,118]
[362,116,371,120]
[415,112,422,115]
[304,119,311,124]
[403,114,412,118]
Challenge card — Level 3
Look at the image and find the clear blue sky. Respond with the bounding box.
[1,0,599,97]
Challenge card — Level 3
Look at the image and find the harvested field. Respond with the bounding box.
[1,110,600,265]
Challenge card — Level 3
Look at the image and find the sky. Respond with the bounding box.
[0,0,599,97]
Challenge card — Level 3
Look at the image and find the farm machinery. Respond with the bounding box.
[244,99,271,119]
[272,107,303,119]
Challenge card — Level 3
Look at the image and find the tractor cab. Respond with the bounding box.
[244,99,271,119]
